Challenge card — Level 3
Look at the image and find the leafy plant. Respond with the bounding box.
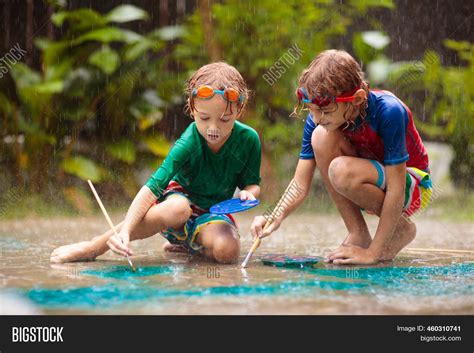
[174,0,394,194]
[0,4,183,201]
[388,41,474,188]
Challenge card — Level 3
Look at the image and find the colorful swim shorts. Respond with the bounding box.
[156,181,237,253]
[369,160,433,217]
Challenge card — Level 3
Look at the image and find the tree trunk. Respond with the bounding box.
[159,0,169,27]
[12,106,24,186]
[3,1,11,52]
[244,108,280,201]
[198,0,222,62]
[25,0,33,66]
[47,4,54,40]
[177,0,186,20]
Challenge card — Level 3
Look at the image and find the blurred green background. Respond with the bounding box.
[0,0,472,220]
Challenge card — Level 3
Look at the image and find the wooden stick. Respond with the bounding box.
[240,222,267,268]
[87,180,136,272]
[240,180,296,268]
[403,247,474,254]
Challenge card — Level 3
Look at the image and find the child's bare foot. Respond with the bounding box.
[341,231,372,249]
[380,219,416,261]
[50,241,98,263]
[162,241,189,254]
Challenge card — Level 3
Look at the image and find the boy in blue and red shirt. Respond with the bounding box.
[251,50,432,265]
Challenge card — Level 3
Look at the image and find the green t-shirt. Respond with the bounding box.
[145,121,261,210]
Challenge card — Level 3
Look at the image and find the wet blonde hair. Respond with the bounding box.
[185,62,250,116]
[295,50,369,119]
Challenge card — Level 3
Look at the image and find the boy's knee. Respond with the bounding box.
[311,125,344,156]
[211,230,240,264]
[328,156,355,193]
[165,196,192,223]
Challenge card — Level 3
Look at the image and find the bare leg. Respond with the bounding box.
[49,222,139,264]
[162,242,189,253]
[380,218,416,260]
[196,223,240,263]
[328,155,416,260]
[312,126,372,248]
[50,195,192,263]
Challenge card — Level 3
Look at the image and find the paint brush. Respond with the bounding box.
[240,221,269,268]
[241,180,296,268]
[87,180,136,272]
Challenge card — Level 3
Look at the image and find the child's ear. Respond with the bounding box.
[235,110,242,120]
[187,98,195,120]
[352,89,367,106]
[235,103,245,120]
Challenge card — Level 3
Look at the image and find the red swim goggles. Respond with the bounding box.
[296,86,360,108]
[192,85,243,102]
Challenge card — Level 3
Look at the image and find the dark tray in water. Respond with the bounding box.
[261,254,321,268]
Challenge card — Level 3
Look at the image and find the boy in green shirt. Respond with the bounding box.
[51,62,261,264]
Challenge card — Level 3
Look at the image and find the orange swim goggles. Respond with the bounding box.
[192,85,244,103]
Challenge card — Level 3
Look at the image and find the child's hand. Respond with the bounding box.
[250,215,280,240]
[239,190,256,201]
[326,245,379,265]
[107,231,133,257]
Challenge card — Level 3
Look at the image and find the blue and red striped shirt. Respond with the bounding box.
[300,90,429,171]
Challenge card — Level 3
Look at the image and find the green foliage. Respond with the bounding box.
[105,5,149,23]
[143,136,171,158]
[3,0,471,213]
[1,4,184,198]
[175,0,394,168]
[88,45,121,74]
[388,42,474,188]
[61,156,109,183]
[106,140,136,165]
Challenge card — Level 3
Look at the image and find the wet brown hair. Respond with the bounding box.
[185,62,250,116]
[294,50,369,119]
